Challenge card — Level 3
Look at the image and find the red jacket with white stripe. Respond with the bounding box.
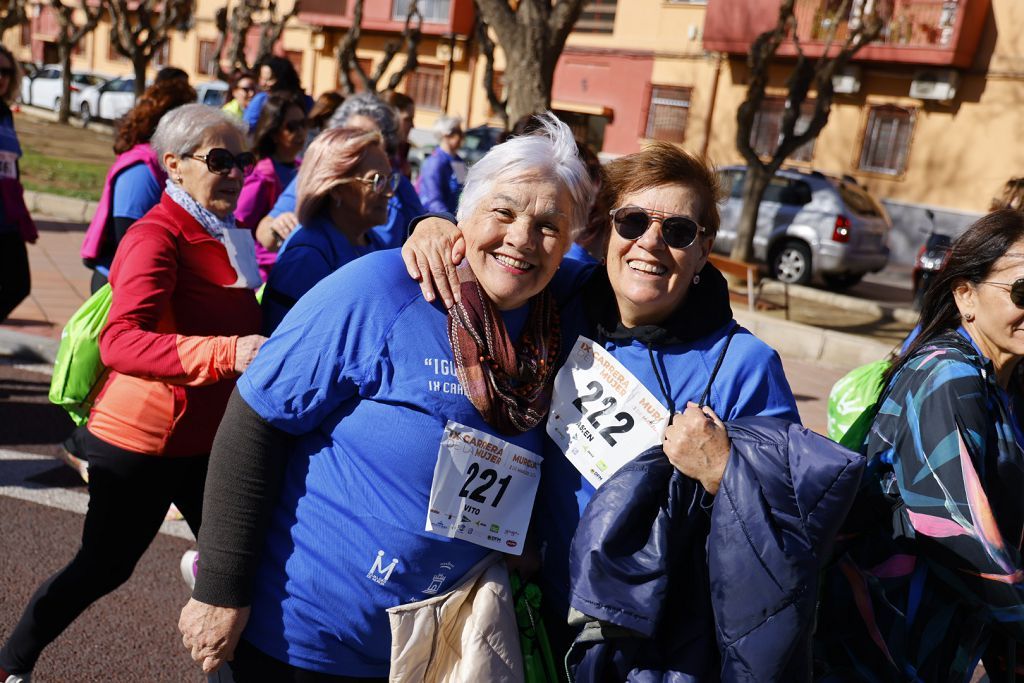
[89,193,262,456]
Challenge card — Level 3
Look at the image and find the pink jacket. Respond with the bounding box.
[81,143,165,262]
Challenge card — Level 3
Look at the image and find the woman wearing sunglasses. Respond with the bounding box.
[404,142,801,655]
[81,77,197,293]
[260,127,397,334]
[222,69,258,120]
[0,104,266,683]
[813,209,1024,681]
[236,91,308,281]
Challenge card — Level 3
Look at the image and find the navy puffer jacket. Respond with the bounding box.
[567,416,865,682]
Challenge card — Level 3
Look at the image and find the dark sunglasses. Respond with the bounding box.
[283,119,309,134]
[236,85,256,93]
[0,67,14,79]
[182,148,256,176]
[609,206,706,250]
[338,172,400,198]
[979,279,1024,307]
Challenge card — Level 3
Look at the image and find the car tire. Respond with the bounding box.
[771,240,812,285]
[79,102,92,125]
[821,272,864,290]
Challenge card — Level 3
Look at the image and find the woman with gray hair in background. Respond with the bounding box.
[0,104,265,683]
[178,113,594,680]
[416,114,466,214]
[255,91,423,252]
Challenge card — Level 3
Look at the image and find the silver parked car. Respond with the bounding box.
[714,166,892,289]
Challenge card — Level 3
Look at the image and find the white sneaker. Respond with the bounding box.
[4,673,30,683]
[180,549,198,591]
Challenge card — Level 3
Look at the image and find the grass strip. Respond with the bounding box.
[19,148,107,202]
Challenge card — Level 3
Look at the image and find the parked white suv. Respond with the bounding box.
[715,166,892,289]
[21,65,107,112]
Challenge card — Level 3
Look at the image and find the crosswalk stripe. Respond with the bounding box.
[0,448,195,541]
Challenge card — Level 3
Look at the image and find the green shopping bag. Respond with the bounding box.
[510,572,559,683]
[49,284,113,426]
[826,358,889,448]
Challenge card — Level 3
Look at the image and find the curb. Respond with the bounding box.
[759,280,920,325]
[0,328,60,364]
[734,308,897,369]
[24,189,99,224]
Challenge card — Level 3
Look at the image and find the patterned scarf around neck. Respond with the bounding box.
[165,178,234,240]
[164,179,262,289]
[447,262,561,436]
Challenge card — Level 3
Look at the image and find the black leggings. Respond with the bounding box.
[0,430,208,675]
[212,639,387,683]
[0,232,30,322]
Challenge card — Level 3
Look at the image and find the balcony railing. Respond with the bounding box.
[703,0,987,67]
[795,0,960,49]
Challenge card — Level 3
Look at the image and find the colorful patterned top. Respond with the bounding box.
[815,329,1024,682]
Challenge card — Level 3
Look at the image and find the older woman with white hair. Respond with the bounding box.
[416,114,466,214]
[178,114,594,680]
[0,104,266,683]
[261,127,395,334]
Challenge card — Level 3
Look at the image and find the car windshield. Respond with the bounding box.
[461,132,489,151]
[837,181,883,217]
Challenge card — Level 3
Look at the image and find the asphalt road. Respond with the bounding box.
[0,360,202,683]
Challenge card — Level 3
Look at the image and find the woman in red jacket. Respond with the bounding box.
[0,103,265,683]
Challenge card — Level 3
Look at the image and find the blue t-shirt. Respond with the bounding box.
[271,159,299,190]
[535,316,801,614]
[565,242,599,265]
[416,147,463,214]
[268,174,418,249]
[111,162,161,220]
[238,250,577,675]
[243,91,315,131]
[261,211,387,334]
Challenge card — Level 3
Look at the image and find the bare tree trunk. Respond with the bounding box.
[132,56,147,99]
[502,47,549,124]
[731,164,773,263]
[58,42,72,123]
[472,0,586,127]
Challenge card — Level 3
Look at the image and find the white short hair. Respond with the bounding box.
[433,115,463,137]
[456,112,594,239]
[150,103,249,170]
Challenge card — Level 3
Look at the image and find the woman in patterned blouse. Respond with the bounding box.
[816,209,1024,682]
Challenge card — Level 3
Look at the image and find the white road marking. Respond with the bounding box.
[0,448,195,541]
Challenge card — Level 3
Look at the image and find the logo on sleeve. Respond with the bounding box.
[366,550,399,586]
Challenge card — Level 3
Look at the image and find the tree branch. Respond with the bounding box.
[383,0,421,92]
[337,0,365,94]
[475,14,506,125]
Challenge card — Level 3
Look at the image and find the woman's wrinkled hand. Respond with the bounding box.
[179,598,250,674]
[255,212,299,251]
[663,402,731,495]
[401,217,466,308]
[233,334,267,373]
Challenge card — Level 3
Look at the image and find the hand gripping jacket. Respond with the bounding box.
[567,417,865,682]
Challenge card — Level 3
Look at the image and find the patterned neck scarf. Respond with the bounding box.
[448,263,561,435]
[165,179,234,240]
[164,179,262,289]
